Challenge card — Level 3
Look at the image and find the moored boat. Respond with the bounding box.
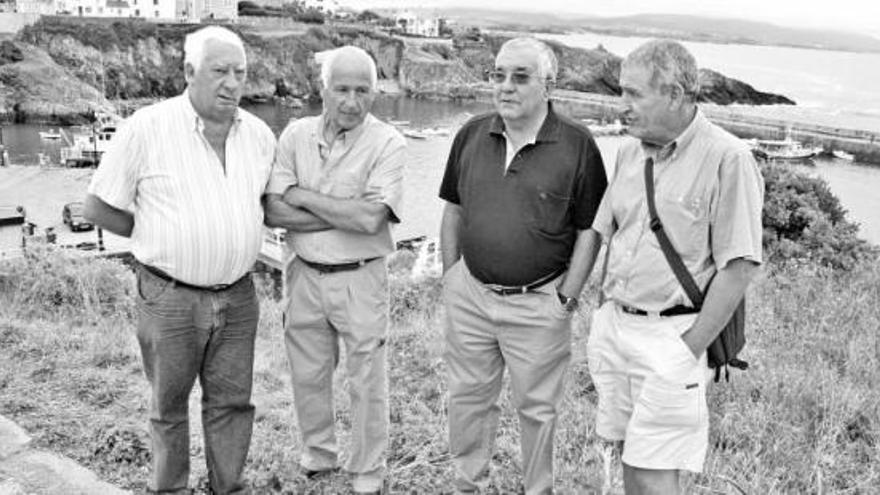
[746,131,823,163]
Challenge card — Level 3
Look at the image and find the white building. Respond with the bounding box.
[303,0,337,14]
[177,0,235,21]
[15,0,54,14]
[395,10,439,37]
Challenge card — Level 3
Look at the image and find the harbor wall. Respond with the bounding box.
[543,89,880,165]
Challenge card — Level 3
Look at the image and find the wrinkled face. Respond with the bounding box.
[185,41,246,123]
[619,63,675,145]
[492,45,548,123]
[322,61,375,134]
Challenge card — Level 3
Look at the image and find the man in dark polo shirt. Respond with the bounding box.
[438,37,607,494]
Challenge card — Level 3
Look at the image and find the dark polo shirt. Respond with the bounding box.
[439,104,607,286]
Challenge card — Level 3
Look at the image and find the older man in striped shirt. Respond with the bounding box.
[264,46,405,495]
[84,26,276,494]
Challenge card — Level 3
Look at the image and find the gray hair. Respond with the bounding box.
[622,39,699,100]
[318,46,378,90]
[497,37,558,84]
[184,26,246,72]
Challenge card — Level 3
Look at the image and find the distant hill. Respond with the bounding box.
[433,8,880,54]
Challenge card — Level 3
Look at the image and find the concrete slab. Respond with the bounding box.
[0,451,128,494]
[0,416,30,460]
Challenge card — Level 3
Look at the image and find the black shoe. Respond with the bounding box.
[300,466,337,479]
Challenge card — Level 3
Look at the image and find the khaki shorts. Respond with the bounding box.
[586,302,711,472]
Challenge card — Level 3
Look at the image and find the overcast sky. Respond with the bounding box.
[338,0,880,37]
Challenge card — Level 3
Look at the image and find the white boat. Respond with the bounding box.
[747,131,823,163]
[832,150,855,161]
[39,129,63,140]
[60,111,120,168]
[402,129,429,140]
[587,119,625,137]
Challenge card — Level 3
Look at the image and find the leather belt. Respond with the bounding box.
[140,263,246,292]
[485,266,567,296]
[299,256,381,274]
[619,303,700,317]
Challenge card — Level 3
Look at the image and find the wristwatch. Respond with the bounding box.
[557,291,579,312]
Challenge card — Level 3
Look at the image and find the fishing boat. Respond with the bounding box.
[832,150,855,161]
[746,131,823,163]
[60,111,119,167]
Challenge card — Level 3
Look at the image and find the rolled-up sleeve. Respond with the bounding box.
[87,118,141,210]
[364,132,406,223]
[711,149,764,269]
[266,122,300,196]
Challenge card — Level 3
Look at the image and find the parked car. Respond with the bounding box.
[0,205,25,227]
[62,202,94,232]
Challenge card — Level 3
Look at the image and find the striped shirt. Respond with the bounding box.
[592,109,764,311]
[88,93,277,286]
[267,114,406,264]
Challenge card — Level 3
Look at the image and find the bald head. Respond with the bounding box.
[320,46,378,90]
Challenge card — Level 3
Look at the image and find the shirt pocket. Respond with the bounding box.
[526,186,571,234]
[656,191,710,264]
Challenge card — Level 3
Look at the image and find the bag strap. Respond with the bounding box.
[643,157,703,308]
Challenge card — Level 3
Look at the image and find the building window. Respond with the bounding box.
[154,10,158,16]
[153,0,157,5]
[135,8,139,15]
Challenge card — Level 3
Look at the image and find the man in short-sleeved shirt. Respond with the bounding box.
[438,37,606,494]
[263,46,405,495]
[586,40,763,494]
[84,27,275,494]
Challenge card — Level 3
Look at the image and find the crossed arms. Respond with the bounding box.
[263,186,392,234]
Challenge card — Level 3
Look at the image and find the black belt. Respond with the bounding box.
[485,266,567,296]
[140,263,245,292]
[299,256,380,274]
[619,304,700,317]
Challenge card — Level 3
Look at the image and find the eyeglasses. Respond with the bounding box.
[487,69,536,85]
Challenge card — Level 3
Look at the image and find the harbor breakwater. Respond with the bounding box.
[539,90,880,164]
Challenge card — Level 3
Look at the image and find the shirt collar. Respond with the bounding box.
[316,113,374,147]
[640,107,706,161]
[489,102,561,144]
[182,90,242,133]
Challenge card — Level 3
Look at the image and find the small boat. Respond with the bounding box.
[39,129,63,140]
[60,111,120,167]
[402,129,429,140]
[747,130,823,163]
[832,150,855,161]
[588,119,625,137]
[388,119,410,127]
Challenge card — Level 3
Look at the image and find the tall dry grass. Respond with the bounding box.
[1,246,879,493]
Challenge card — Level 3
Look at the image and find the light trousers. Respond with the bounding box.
[443,260,572,495]
[284,257,389,493]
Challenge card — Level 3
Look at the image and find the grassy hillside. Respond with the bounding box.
[1,164,878,493]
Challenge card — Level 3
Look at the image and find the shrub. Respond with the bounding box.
[762,162,877,270]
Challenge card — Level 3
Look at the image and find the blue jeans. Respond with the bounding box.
[136,266,258,494]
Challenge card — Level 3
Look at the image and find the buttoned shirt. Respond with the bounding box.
[266,114,406,264]
[439,104,607,286]
[88,93,277,286]
[592,110,764,311]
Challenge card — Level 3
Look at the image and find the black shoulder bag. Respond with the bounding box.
[644,157,748,382]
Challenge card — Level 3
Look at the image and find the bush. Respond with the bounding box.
[761,162,877,270]
[0,245,135,320]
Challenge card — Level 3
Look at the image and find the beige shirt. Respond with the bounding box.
[88,93,277,286]
[267,114,406,264]
[592,110,764,311]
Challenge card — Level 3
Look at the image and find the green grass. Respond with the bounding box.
[1,247,879,493]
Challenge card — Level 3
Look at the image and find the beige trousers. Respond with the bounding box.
[284,257,388,492]
[443,260,572,495]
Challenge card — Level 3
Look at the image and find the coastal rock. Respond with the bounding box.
[697,68,796,105]
[6,18,794,124]
[0,41,114,124]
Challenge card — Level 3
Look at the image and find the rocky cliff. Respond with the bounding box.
[0,18,793,124]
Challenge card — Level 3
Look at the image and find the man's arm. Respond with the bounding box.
[556,228,602,299]
[263,193,333,232]
[440,202,463,272]
[83,194,134,238]
[283,187,390,235]
[681,258,760,357]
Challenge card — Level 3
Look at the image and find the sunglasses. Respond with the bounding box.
[487,69,537,85]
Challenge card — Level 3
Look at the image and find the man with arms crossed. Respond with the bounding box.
[263,46,405,495]
[585,40,763,494]
[439,37,607,494]
[84,26,276,494]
